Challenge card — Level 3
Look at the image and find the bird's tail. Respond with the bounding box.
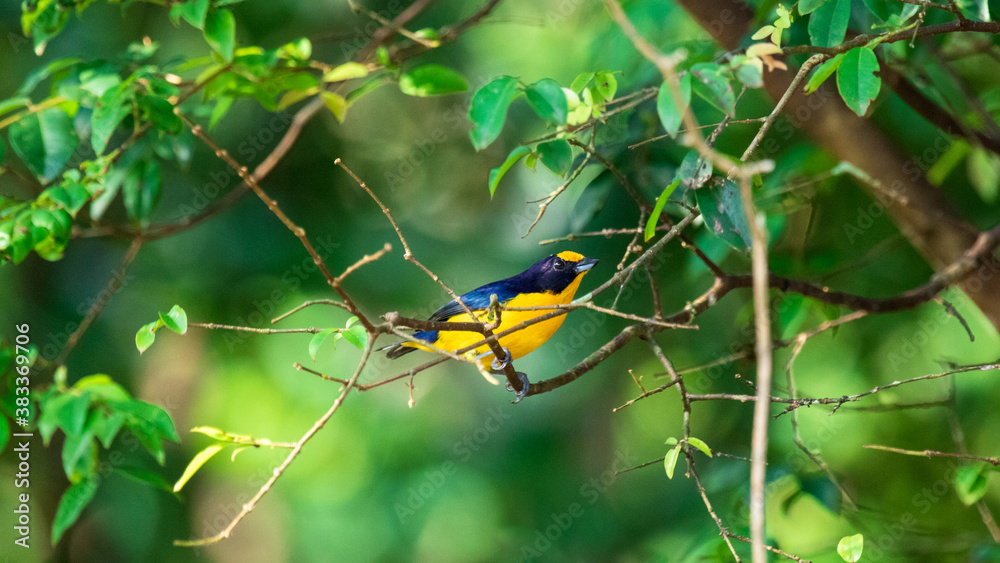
[380,342,417,359]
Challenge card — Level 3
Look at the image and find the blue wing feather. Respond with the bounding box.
[427,280,520,322]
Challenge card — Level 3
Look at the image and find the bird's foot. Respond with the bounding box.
[491,347,514,370]
[504,371,531,404]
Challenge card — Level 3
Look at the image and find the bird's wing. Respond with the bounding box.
[427,280,517,322]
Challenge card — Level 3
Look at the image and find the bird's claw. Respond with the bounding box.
[505,371,531,404]
[491,347,514,370]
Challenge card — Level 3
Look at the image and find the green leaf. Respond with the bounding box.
[324,62,369,82]
[59,179,92,218]
[0,97,30,118]
[695,178,752,251]
[91,411,126,448]
[536,140,572,176]
[657,76,690,124]
[279,37,312,60]
[570,72,595,92]
[117,399,180,443]
[9,108,79,183]
[24,0,71,56]
[525,79,568,124]
[173,444,226,492]
[809,0,851,48]
[278,89,318,113]
[342,325,367,350]
[210,96,234,129]
[170,0,209,29]
[135,321,160,354]
[837,534,864,562]
[955,464,990,505]
[968,147,1000,203]
[664,444,681,479]
[122,159,162,227]
[61,412,96,479]
[594,71,618,102]
[190,426,229,441]
[140,95,183,136]
[656,74,692,137]
[468,76,521,150]
[488,146,531,198]
[836,47,881,117]
[309,328,337,360]
[799,0,828,15]
[804,54,843,94]
[51,476,99,545]
[204,8,236,61]
[690,64,735,116]
[114,466,174,493]
[73,374,131,403]
[159,305,188,335]
[927,139,969,185]
[751,25,775,41]
[674,150,713,192]
[320,91,348,123]
[645,180,681,242]
[687,436,713,458]
[735,58,763,89]
[38,392,91,445]
[399,64,468,97]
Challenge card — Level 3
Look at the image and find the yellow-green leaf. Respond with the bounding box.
[173,444,226,492]
[324,62,369,82]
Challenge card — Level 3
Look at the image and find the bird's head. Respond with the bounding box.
[523,251,599,294]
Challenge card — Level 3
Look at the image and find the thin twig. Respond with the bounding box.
[53,237,142,366]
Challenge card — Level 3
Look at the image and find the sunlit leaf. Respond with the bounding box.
[488,145,531,198]
[525,79,568,124]
[687,437,713,458]
[836,47,881,116]
[399,64,468,97]
[159,305,188,335]
[173,444,226,492]
[324,62,369,82]
[309,328,337,360]
[955,464,989,505]
[320,91,348,122]
[645,180,681,242]
[664,444,681,479]
[204,8,236,61]
[804,54,843,94]
[837,534,864,562]
[468,76,520,150]
[136,321,160,354]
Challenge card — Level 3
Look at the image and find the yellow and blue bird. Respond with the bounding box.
[383,251,598,397]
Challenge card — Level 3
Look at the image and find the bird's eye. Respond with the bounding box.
[553,257,566,270]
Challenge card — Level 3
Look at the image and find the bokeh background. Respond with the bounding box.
[2,1,1000,561]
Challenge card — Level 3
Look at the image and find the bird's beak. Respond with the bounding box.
[575,257,599,274]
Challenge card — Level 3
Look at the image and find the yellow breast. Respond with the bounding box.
[422,275,585,361]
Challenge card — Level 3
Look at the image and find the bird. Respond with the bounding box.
[382,251,598,399]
